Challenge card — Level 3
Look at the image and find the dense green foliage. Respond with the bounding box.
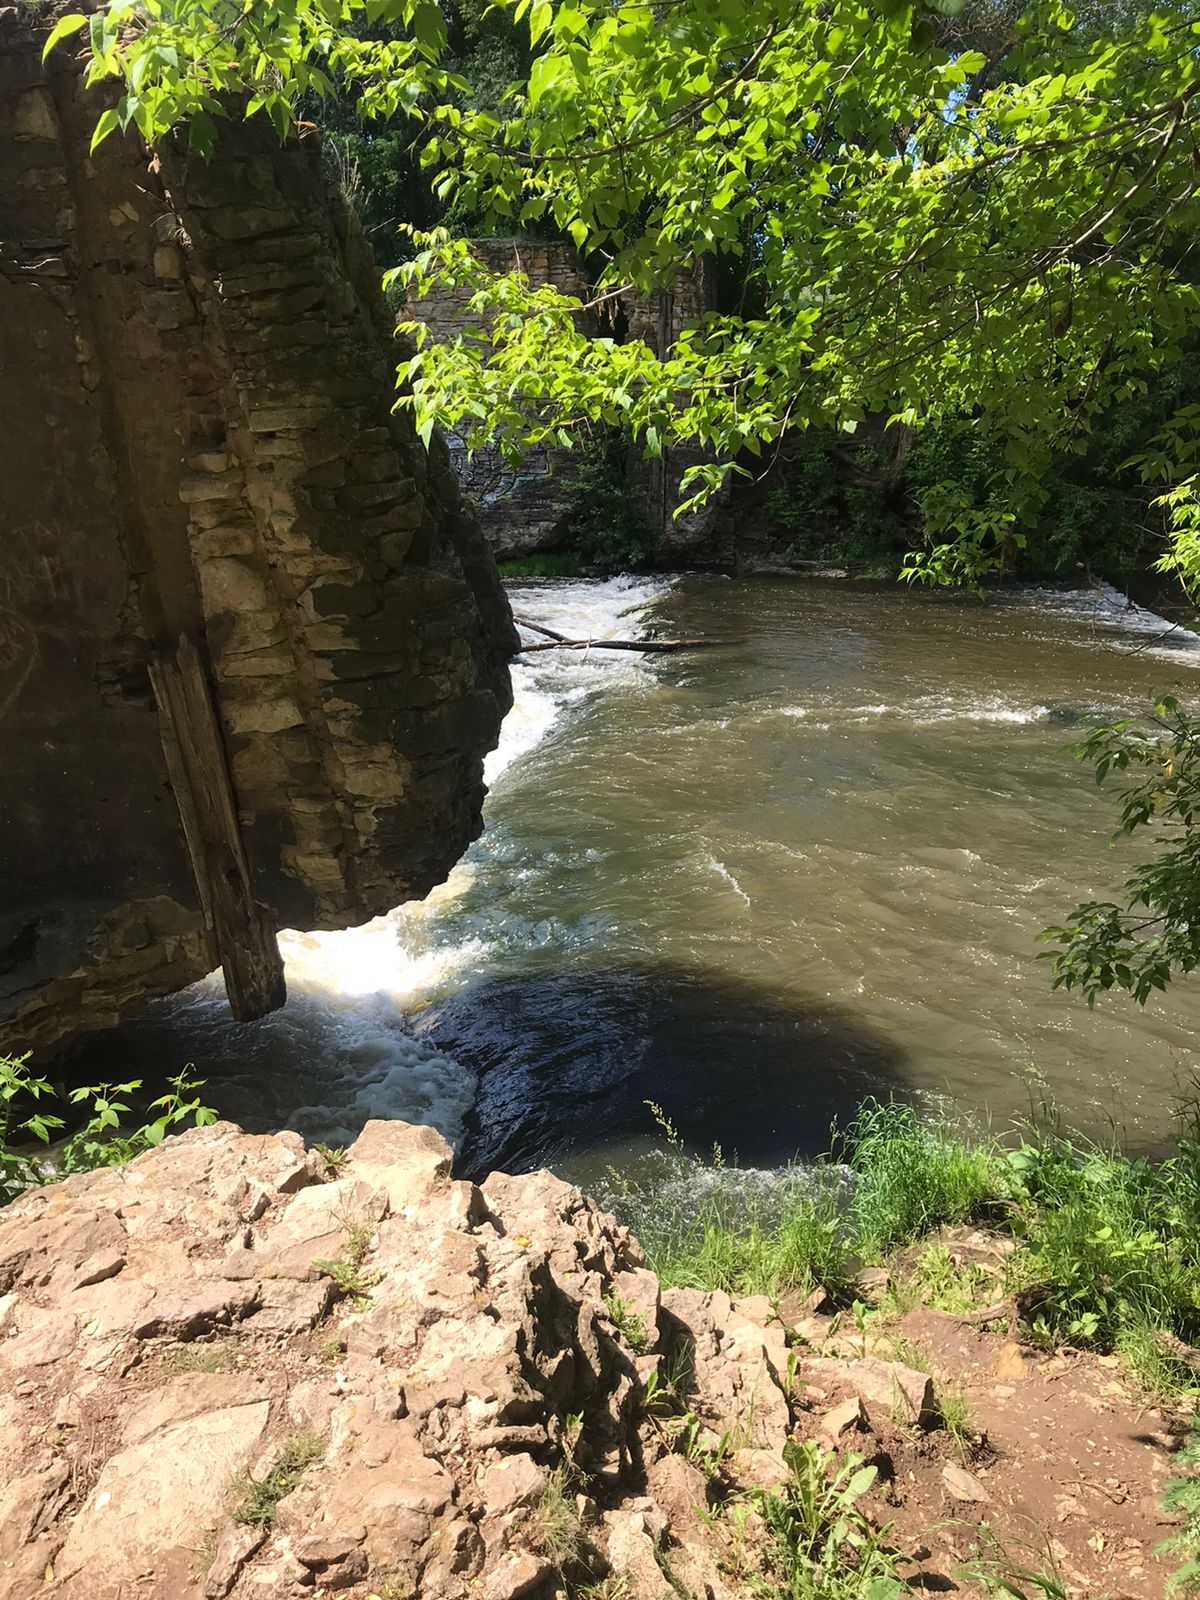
[51,0,1200,589]
[560,430,660,572]
[1047,697,1200,1002]
[768,361,1200,580]
[621,1098,1200,1394]
[0,1052,216,1205]
[1163,1429,1200,1595]
[316,0,538,264]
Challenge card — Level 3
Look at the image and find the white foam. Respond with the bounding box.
[483,575,676,784]
[1006,582,1200,664]
[776,695,1050,728]
[701,850,752,908]
[206,576,678,1150]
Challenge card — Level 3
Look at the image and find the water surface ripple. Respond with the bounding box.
[74,576,1200,1183]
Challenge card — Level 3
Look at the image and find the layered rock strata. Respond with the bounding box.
[0,6,516,1053]
[0,1118,803,1600]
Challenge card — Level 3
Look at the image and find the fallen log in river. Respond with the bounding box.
[514,617,735,654]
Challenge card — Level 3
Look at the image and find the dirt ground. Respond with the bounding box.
[790,1305,1190,1599]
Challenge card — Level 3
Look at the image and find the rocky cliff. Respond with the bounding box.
[0,1118,806,1600]
[0,7,517,1055]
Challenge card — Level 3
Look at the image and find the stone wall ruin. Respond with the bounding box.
[0,6,517,1056]
[407,239,734,565]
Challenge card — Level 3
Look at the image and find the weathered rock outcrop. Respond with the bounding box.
[0,7,517,1053]
[0,1119,798,1600]
[1,1123,1172,1600]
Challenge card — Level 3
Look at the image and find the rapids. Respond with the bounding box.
[74,576,1200,1189]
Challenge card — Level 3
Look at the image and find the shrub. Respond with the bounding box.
[1004,1123,1200,1351]
[0,1052,217,1207]
[1162,1423,1200,1595]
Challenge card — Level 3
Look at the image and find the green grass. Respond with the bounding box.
[937,1384,980,1459]
[170,1343,227,1374]
[841,1100,1008,1260]
[645,1185,853,1304]
[629,1096,1200,1400]
[231,1432,324,1527]
[530,1465,586,1572]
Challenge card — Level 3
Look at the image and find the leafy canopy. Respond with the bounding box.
[49,0,1200,583]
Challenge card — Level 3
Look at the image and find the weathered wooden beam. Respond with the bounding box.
[148,637,286,1021]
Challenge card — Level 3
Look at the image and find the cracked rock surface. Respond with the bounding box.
[0,1120,797,1600]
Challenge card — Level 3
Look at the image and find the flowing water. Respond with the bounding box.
[75,576,1200,1192]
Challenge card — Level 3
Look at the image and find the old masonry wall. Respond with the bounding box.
[0,7,517,1055]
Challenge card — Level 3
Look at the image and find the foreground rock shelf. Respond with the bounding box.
[0,1120,798,1600]
[0,1121,1180,1600]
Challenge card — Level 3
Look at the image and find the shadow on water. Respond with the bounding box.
[411,962,910,1182]
[51,960,910,1184]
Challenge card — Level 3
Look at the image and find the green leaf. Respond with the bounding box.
[528,51,567,106]
[89,107,121,154]
[41,12,88,63]
[188,109,218,158]
[846,1465,878,1498]
[529,0,553,45]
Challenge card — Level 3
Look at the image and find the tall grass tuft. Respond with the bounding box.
[647,1186,853,1303]
[843,1099,1008,1260]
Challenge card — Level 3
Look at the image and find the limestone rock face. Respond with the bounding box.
[0,1119,798,1600]
[0,6,516,1053]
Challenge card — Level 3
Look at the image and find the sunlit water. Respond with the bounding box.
[72,576,1200,1197]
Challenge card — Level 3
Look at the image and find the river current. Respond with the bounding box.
[78,576,1200,1190]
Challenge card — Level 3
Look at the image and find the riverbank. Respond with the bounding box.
[617,1097,1200,1404]
[1,1103,1197,1599]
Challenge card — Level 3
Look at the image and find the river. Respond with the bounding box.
[74,576,1200,1192]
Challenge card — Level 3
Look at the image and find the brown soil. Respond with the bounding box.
[792,1306,1190,1599]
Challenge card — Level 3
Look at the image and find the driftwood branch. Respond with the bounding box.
[514,616,734,655]
[517,636,725,654]
[515,618,570,643]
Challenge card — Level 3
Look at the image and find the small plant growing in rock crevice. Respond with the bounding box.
[530,1465,586,1573]
[170,1342,227,1374]
[312,1142,347,1177]
[603,1291,652,1355]
[231,1432,325,1527]
[313,1220,381,1310]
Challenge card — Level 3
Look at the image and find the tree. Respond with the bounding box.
[50,0,1200,579]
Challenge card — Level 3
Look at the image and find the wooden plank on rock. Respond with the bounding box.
[149,636,286,1021]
